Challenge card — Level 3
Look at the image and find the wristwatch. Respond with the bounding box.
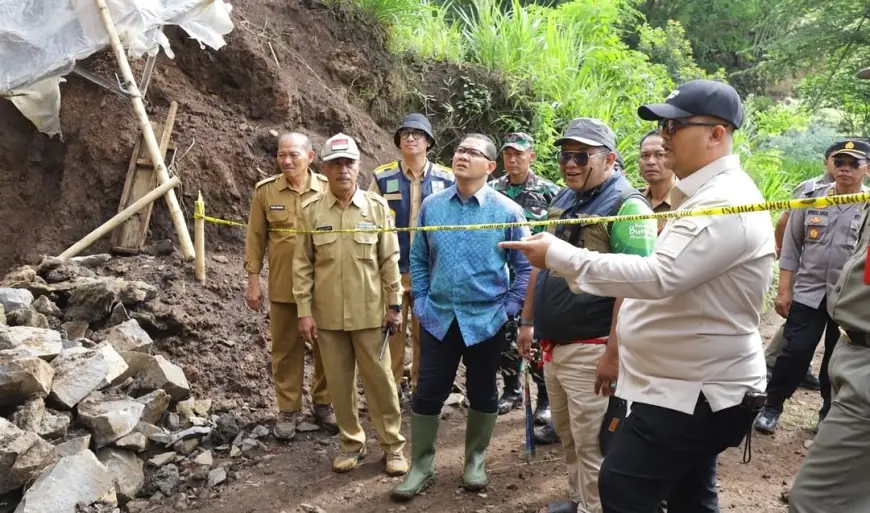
[389,305,401,313]
[519,318,534,327]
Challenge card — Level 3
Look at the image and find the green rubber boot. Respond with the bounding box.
[462,408,498,490]
[391,412,440,501]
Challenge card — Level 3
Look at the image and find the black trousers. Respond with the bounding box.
[599,397,756,513]
[766,297,840,416]
[412,320,507,416]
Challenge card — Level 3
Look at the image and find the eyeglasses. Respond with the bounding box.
[658,119,723,136]
[398,129,426,140]
[833,157,868,169]
[455,146,493,160]
[558,150,608,167]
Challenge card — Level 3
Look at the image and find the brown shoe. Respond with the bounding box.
[333,445,367,473]
[314,404,339,434]
[384,451,409,476]
[274,411,303,441]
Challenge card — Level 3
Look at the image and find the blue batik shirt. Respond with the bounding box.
[410,183,532,346]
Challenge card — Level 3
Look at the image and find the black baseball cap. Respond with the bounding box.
[830,139,870,159]
[395,113,435,148]
[638,79,744,129]
[554,118,617,151]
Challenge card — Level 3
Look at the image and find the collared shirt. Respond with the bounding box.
[491,171,561,234]
[293,187,402,331]
[410,184,532,346]
[545,155,775,414]
[828,202,870,333]
[642,182,676,233]
[781,183,868,309]
[244,171,328,303]
[791,172,834,199]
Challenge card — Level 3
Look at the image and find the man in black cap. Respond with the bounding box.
[509,118,657,513]
[370,113,454,402]
[501,80,774,512]
[787,65,870,513]
[755,139,870,435]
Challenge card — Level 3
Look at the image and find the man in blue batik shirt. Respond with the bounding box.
[392,133,532,502]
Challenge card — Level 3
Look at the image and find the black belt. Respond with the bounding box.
[845,330,870,347]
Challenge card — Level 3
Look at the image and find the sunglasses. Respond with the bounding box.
[455,146,493,160]
[398,129,426,140]
[558,150,608,166]
[833,157,868,169]
[657,118,723,136]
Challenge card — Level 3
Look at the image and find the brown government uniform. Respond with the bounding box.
[293,187,406,456]
[244,171,331,413]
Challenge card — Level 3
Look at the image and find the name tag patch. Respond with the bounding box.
[269,205,285,210]
[356,221,377,231]
[315,226,333,231]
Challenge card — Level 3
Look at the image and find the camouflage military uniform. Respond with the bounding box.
[491,171,561,393]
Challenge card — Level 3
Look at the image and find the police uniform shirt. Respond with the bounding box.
[781,183,869,309]
[244,171,328,303]
[293,187,403,331]
[544,155,775,414]
[828,202,870,333]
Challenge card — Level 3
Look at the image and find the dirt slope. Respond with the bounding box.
[0,0,412,270]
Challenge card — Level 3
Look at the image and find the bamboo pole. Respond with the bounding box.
[59,176,181,259]
[95,0,195,260]
[194,191,206,284]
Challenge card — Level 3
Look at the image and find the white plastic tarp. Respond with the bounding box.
[0,0,235,137]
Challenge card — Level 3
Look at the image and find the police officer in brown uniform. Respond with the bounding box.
[294,133,408,476]
[788,64,870,513]
[244,132,337,440]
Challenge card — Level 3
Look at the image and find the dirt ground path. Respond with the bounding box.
[153,310,823,513]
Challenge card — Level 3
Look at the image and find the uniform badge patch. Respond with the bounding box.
[807,227,822,241]
[386,179,400,193]
[432,181,444,193]
[810,216,822,224]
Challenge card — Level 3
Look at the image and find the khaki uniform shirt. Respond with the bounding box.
[293,187,403,331]
[781,183,868,309]
[642,184,675,234]
[244,172,328,303]
[828,202,870,333]
[546,155,774,414]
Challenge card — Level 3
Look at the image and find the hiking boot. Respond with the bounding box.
[533,423,560,445]
[463,409,497,491]
[497,376,523,415]
[392,413,440,501]
[533,387,551,426]
[333,444,367,473]
[384,451,409,476]
[313,403,338,434]
[273,411,302,441]
[800,372,821,391]
[754,407,780,435]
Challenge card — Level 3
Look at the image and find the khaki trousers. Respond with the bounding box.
[544,343,609,513]
[389,273,420,390]
[318,328,405,454]
[269,301,330,411]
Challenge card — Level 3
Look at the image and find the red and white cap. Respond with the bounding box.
[321,133,360,161]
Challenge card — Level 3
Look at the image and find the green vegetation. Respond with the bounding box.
[323,0,866,205]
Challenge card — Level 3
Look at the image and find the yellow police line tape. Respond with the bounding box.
[193,191,870,234]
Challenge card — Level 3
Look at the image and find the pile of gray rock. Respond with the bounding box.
[0,256,248,513]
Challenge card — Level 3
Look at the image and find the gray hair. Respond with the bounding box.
[278,131,313,152]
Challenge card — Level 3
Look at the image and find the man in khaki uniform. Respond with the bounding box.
[638,129,677,234]
[788,64,870,513]
[294,133,408,476]
[244,132,337,440]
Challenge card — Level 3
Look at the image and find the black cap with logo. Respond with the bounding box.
[554,118,617,151]
[830,139,870,160]
[638,80,744,129]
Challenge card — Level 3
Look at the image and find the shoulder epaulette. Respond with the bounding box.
[255,175,280,189]
[373,161,400,175]
[314,173,328,182]
[365,190,390,207]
